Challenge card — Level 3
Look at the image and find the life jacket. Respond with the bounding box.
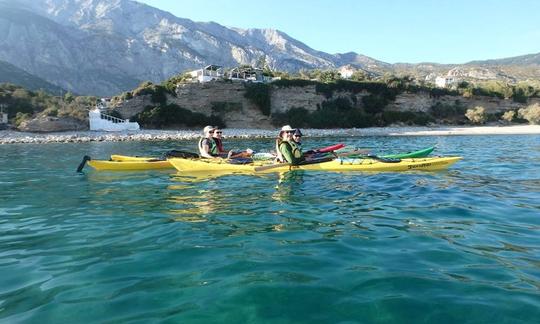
[289,141,303,159]
[278,140,303,163]
[213,137,225,153]
[198,137,218,156]
[275,138,285,162]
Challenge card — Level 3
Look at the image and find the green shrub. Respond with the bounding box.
[133,104,225,128]
[465,106,487,124]
[244,83,270,116]
[43,107,58,117]
[501,110,516,123]
[362,94,388,114]
[271,102,377,129]
[271,79,318,88]
[14,112,31,126]
[161,73,192,93]
[512,87,529,103]
[429,101,466,119]
[271,107,311,128]
[518,103,540,124]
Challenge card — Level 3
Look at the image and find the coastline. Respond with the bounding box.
[1,125,540,144]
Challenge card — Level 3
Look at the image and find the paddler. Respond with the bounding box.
[276,125,304,165]
[198,125,219,158]
[212,127,253,159]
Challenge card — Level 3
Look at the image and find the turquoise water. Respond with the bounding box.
[1,135,539,323]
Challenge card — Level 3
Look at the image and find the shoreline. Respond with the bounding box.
[1,125,540,144]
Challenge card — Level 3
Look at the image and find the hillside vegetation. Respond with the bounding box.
[0,83,95,126]
[111,69,540,129]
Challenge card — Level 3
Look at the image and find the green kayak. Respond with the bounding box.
[382,146,434,159]
[335,146,434,159]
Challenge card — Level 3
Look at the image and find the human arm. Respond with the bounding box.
[279,142,302,165]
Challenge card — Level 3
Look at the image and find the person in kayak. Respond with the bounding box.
[276,125,304,165]
[292,128,302,146]
[212,127,253,159]
[198,125,219,158]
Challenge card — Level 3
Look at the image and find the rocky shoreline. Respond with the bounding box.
[1,125,540,145]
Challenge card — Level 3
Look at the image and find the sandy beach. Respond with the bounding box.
[1,125,540,144]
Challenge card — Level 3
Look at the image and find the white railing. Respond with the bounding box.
[99,111,128,124]
[89,108,139,131]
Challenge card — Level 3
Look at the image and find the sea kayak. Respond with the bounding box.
[168,156,461,173]
[88,146,436,171]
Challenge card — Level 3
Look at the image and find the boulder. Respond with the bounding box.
[18,116,88,132]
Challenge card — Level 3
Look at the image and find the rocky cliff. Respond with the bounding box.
[112,81,539,128]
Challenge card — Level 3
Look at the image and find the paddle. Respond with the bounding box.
[76,155,91,172]
[254,156,334,172]
[340,154,401,163]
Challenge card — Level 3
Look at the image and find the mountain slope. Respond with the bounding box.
[0,59,65,95]
[0,0,537,97]
[0,0,385,96]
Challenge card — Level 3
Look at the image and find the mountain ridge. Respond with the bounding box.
[0,0,538,96]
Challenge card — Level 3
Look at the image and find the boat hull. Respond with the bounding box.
[168,156,462,173]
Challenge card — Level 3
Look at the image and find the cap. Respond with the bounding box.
[280,125,294,132]
[293,129,303,136]
[203,125,215,134]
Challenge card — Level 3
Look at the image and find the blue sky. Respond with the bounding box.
[138,0,540,64]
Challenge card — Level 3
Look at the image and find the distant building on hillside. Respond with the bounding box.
[229,66,267,82]
[338,65,355,79]
[435,76,459,88]
[188,65,224,83]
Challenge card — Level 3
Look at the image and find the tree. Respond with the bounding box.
[64,91,75,103]
[465,106,487,124]
[350,70,370,82]
[518,103,540,124]
[501,110,516,123]
[318,70,341,83]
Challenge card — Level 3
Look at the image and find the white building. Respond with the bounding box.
[89,99,139,131]
[228,66,279,83]
[338,65,355,79]
[435,76,459,88]
[188,65,224,83]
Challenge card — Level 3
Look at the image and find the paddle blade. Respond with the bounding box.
[76,155,91,172]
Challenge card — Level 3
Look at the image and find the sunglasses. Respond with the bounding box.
[214,131,223,134]
[293,135,301,137]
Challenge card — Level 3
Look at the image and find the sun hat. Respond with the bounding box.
[293,128,303,136]
[203,125,215,134]
[280,125,294,132]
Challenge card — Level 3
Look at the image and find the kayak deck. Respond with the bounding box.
[168,156,462,173]
[88,159,173,171]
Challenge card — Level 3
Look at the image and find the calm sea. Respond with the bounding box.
[1,135,539,323]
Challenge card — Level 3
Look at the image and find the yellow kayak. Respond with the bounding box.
[88,158,173,171]
[168,156,462,173]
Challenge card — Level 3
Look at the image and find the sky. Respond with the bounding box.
[138,0,540,64]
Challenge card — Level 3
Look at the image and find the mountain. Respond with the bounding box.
[0,59,66,95]
[0,0,538,97]
[0,0,387,96]
[467,53,540,66]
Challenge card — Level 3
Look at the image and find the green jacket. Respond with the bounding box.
[279,140,304,165]
[198,137,218,156]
